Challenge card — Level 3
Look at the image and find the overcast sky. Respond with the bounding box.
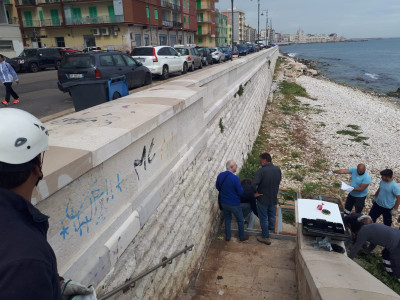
[216,0,400,38]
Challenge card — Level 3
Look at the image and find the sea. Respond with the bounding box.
[279,38,400,97]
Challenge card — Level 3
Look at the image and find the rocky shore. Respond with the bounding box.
[281,55,400,220]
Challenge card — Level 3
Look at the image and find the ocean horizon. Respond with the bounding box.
[279,38,400,98]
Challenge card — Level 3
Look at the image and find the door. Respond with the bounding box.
[83,35,96,47]
[72,7,82,25]
[108,5,115,22]
[99,54,115,81]
[37,49,49,67]
[50,9,60,26]
[157,47,171,71]
[24,11,33,27]
[112,54,132,88]
[170,35,176,47]
[168,47,181,72]
[89,7,97,23]
[123,55,143,88]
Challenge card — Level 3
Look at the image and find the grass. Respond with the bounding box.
[347,124,361,130]
[219,118,224,133]
[301,182,323,197]
[357,251,400,295]
[337,126,370,144]
[337,129,361,137]
[280,81,308,97]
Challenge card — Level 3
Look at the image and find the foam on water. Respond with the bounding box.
[288,53,297,58]
[365,73,379,80]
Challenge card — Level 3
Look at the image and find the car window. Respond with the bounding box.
[100,55,114,66]
[210,48,217,52]
[157,47,170,56]
[123,55,138,66]
[169,47,178,56]
[113,55,126,67]
[61,55,95,68]
[175,48,189,56]
[131,47,153,56]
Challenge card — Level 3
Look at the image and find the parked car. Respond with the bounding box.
[220,46,232,60]
[83,46,102,53]
[58,48,80,60]
[210,47,226,63]
[253,44,260,52]
[174,45,202,71]
[257,42,265,49]
[3,55,20,72]
[237,44,249,56]
[57,51,152,93]
[131,46,188,80]
[246,43,255,53]
[232,46,239,56]
[8,48,62,72]
[195,46,213,66]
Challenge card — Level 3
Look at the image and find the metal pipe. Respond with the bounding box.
[98,244,194,300]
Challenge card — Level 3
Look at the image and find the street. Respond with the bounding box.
[0,62,224,121]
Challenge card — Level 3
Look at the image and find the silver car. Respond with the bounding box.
[210,47,226,63]
[174,45,203,71]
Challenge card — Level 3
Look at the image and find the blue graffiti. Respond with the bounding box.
[60,173,123,239]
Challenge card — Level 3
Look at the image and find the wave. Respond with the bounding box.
[287,53,297,58]
[364,73,379,80]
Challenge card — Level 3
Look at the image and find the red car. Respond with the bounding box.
[58,48,79,60]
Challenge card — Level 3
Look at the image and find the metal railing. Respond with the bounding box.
[16,0,37,5]
[36,0,61,4]
[98,244,194,300]
[65,15,123,25]
[161,0,180,10]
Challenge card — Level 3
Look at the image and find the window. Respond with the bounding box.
[146,7,150,18]
[169,47,178,56]
[209,38,212,43]
[39,10,43,21]
[144,34,149,46]
[50,9,60,26]
[154,9,158,20]
[135,34,141,46]
[89,7,97,18]
[184,16,186,24]
[198,37,203,43]
[0,40,13,50]
[157,47,170,55]
[113,55,126,66]
[100,55,114,66]
[182,0,185,8]
[123,55,137,66]
[55,37,65,47]
[159,34,167,45]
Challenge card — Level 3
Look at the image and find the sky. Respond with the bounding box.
[216,0,400,38]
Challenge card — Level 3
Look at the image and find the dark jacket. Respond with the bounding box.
[252,163,282,206]
[0,188,61,300]
[240,183,258,217]
[216,171,244,206]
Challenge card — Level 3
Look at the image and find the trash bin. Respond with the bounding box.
[108,75,129,100]
[66,79,109,112]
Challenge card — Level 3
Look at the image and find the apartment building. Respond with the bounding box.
[1,0,23,56]
[244,23,255,43]
[14,0,196,51]
[214,10,226,46]
[195,0,218,47]
[221,8,244,44]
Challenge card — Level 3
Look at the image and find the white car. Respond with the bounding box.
[210,47,226,63]
[131,46,188,80]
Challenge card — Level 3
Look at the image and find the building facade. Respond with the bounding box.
[1,0,23,57]
[243,23,255,43]
[195,0,218,47]
[14,0,196,51]
[221,8,244,44]
[214,10,226,46]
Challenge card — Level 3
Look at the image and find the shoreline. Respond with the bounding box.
[279,50,400,101]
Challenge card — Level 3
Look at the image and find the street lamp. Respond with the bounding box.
[230,0,234,60]
[261,10,268,45]
[251,0,260,42]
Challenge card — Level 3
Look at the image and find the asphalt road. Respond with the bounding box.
[0,59,230,121]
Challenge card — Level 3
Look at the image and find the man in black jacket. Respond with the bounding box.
[0,108,61,299]
[252,153,282,245]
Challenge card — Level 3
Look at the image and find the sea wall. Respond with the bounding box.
[34,47,278,298]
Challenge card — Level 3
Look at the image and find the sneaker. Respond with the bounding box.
[225,238,231,242]
[1,100,8,106]
[257,237,271,245]
[240,236,249,242]
[13,99,19,104]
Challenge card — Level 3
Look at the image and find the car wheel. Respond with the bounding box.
[205,59,208,66]
[190,63,195,72]
[161,65,169,80]
[199,62,203,69]
[144,73,152,85]
[218,58,221,63]
[55,61,61,70]
[211,59,214,65]
[29,63,39,73]
[182,62,188,74]
[112,92,121,100]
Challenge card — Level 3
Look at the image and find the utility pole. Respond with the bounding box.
[231,0,234,60]
[261,9,268,44]
[257,0,260,42]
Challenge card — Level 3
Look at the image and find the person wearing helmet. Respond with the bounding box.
[0,108,61,299]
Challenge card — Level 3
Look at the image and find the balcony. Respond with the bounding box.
[65,15,123,25]
[41,18,61,26]
[15,0,37,6]
[197,17,212,23]
[197,31,211,36]
[198,5,211,11]
[37,0,61,5]
[21,19,41,27]
[161,19,182,28]
[161,0,180,11]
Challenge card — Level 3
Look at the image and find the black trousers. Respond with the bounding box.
[344,194,366,214]
[369,202,392,226]
[3,82,19,102]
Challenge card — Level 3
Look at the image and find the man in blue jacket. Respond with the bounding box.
[216,160,248,242]
[0,108,61,299]
[0,54,20,105]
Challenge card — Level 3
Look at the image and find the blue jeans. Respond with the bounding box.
[221,203,245,240]
[257,202,276,238]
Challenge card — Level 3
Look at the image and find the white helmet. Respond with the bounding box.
[0,108,48,165]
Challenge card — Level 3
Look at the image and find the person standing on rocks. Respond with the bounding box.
[252,153,282,245]
[369,169,400,227]
[331,164,371,215]
[216,160,248,242]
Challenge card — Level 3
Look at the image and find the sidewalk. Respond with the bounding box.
[181,235,297,299]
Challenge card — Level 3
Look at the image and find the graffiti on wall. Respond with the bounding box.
[133,138,156,180]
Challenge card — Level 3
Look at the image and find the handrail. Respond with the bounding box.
[98,244,194,300]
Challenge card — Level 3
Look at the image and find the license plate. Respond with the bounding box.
[138,58,145,62]
[68,74,84,79]
[19,60,24,64]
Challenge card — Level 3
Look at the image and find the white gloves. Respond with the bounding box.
[61,280,96,300]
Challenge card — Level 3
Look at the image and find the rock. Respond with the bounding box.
[386,89,400,98]
[356,77,364,81]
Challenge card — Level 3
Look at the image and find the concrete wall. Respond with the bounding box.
[0,24,23,57]
[35,48,278,298]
